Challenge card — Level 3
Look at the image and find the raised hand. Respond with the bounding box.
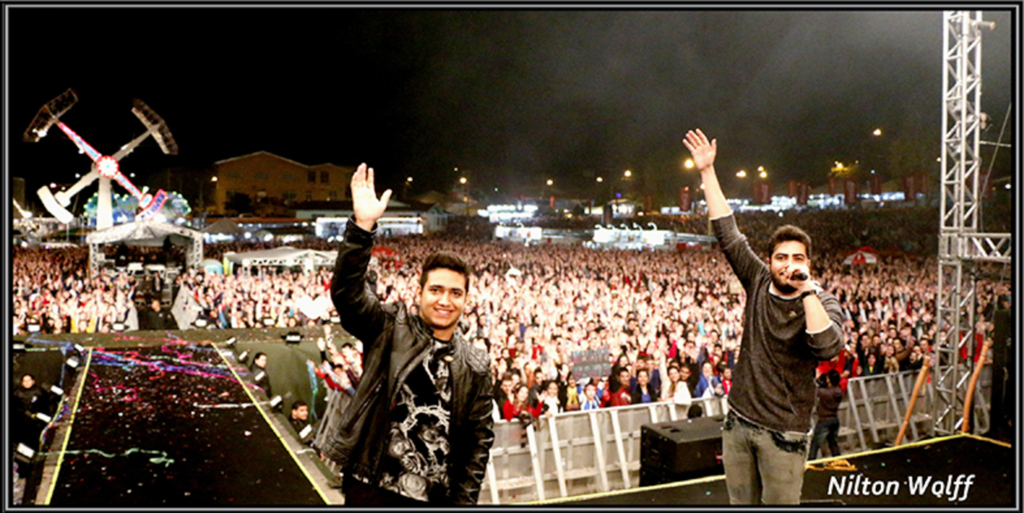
[682,129,717,172]
[350,163,392,232]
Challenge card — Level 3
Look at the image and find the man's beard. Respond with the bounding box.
[771,273,797,295]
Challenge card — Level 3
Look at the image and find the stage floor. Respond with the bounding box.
[542,434,1016,506]
[35,341,338,506]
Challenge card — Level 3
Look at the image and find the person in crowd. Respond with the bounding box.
[564,375,580,411]
[503,384,541,421]
[250,352,273,398]
[12,374,48,452]
[662,365,693,408]
[602,368,633,408]
[809,370,844,460]
[140,297,175,331]
[630,368,659,404]
[684,128,843,505]
[319,164,494,506]
[580,383,602,411]
[720,367,733,395]
[540,380,562,417]
[694,360,724,398]
[494,372,514,411]
[528,367,546,408]
[289,400,314,445]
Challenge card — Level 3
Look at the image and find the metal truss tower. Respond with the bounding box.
[934,11,1011,436]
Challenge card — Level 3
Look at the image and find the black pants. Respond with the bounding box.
[342,474,426,507]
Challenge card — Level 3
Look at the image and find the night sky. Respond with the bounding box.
[5,7,1016,206]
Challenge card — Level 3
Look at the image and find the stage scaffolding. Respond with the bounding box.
[934,11,1011,436]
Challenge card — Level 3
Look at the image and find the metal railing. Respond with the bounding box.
[479,396,728,504]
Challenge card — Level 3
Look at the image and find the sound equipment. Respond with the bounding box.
[984,309,1013,439]
[640,415,724,486]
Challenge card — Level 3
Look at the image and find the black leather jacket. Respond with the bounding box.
[318,218,495,505]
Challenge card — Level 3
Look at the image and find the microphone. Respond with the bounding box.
[792,270,808,281]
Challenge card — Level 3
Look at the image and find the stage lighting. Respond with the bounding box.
[74,344,86,354]
[330,315,341,323]
[284,332,302,345]
[254,370,267,384]
[262,317,275,327]
[33,412,52,423]
[14,342,27,352]
[14,444,36,463]
[269,395,283,410]
[194,318,209,328]
[66,356,80,369]
[50,385,64,396]
[224,337,237,348]
[113,322,126,332]
[299,424,314,442]
[238,349,251,363]
[27,322,41,333]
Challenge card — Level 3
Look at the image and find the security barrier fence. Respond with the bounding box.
[478,370,946,505]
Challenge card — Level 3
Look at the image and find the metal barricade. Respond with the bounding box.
[479,396,728,504]
[832,370,936,454]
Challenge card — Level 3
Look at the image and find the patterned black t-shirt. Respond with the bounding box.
[378,337,453,503]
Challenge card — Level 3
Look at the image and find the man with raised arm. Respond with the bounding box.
[683,129,843,504]
[318,164,494,506]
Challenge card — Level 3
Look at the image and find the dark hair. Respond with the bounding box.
[419,251,473,293]
[769,224,812,259]
[291,400,308,411]
[636,368,650,379]
[827,370,841,387]
[512,384,529,405]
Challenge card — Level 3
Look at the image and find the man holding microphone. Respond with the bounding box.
[683,129,844,504]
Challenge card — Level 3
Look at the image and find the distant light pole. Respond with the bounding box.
[401,177,413,198]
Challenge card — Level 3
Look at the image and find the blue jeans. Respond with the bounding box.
[721,410,810,505]
[808,417,841,460]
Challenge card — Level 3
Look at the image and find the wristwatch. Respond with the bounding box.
[799,290,816,300]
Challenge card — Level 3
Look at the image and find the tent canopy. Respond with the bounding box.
[843,246,879,265]
[87,220,201,247]
[86,220,204,274]
[202,218,246,235]
[224,246,337,268]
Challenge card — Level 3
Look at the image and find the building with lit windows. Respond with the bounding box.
[210,151,354,215]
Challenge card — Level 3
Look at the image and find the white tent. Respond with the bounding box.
[224,246,337,272]
[86,220,203,275]
[202,218,247,237]
[843,246,879,265]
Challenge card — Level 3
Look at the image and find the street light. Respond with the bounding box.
[596,177,603,183]
[546,179,553,186]
[459,177,467,185]
[407,177,413,183]
[211,176,218,182]
[873,128,882,136]
[684,158,694,169]
[624,170,632,178]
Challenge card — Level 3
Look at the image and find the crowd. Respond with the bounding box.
[13,207,1011,422]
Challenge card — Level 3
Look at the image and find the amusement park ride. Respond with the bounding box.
[24,89,178,229]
